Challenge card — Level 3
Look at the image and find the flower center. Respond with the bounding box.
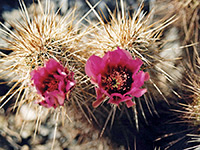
[43,75,59,92]
[101,66,133,95]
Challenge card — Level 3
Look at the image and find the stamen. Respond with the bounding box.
[101,66,133,94]
[43,76,59,92]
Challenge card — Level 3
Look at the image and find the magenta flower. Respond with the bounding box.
[31,59,75,109]
[85,47,149,108]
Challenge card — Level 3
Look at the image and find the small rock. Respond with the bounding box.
[48,129,61,140]
[0,115,7,129]
[20,104,37,121]
[21,145,29,150]
[38,125,50,137]
[21,130,32,139]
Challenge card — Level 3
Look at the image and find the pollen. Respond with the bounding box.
[101,66,133,95]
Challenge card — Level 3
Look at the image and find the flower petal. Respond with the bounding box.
[85,55,103,83]
[108,93,123,105]
[46,59,63,73]
[66,80,75,91]
[132,71,149,88]
[31,68,48,95]
[117,47,133,60]
[92,88,106,108]
[58,79,65,92]
[102,50,120,66]
[127,58,143,75]
[55,92,65,106]
[38,100,51,108]
[144,72,150,81]
[125,100,135,108]
[127,88,147,97]
[44,94,56,108]
[92,99,104,108]
[103,48,133,67]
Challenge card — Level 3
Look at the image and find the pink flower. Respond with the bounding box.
[85,47,149,108]
[31,59,75,109]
